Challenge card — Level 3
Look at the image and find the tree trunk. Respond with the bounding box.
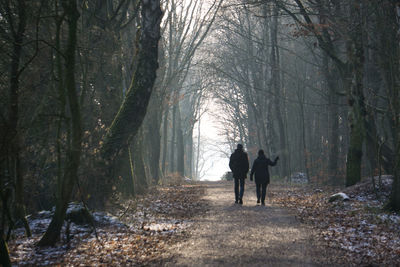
[38,0,81,246]
[6,0,31,238]
[186,127,193,178]
[323,55,340,183]
[345,2,366,187]
[101,0,162,161]
[390,130,400,211]
[270,5,288,178]
[146,95,162,183]
[128,144,136,196]
[133,131,148,193]
[380,1,400,211]
[0,233,11,267]
[161,107,169,177]
[176,105,185,177]
[365,113,378,174]
[298,84,310,182]
[195,117,201,180]
[170,102,177,173]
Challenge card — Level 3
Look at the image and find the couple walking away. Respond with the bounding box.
[229,144,279,206]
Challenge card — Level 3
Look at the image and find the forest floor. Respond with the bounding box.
[8,178,400,266]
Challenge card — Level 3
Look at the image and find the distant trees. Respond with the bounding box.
[208,3,293,177]
[208,0,399,210]
[139,0,221,183]
[273,0,400,209]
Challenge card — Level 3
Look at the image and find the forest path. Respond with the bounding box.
[160,181,330,267]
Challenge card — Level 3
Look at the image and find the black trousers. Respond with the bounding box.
[256,183,268,202]
[234,178,245,201]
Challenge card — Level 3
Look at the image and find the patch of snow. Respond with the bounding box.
[92,212,127,228]
[355,195,368,202]
[66,202,85,214]
[329,192,350,202]
[377,214,400,224]
[290,172,308,184]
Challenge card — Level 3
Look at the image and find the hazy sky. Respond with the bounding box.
[195,101,230,181]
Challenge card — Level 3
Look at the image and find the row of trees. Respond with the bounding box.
[0,0,220,263]
[206,0,399,210]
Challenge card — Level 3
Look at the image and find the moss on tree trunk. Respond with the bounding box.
[101,1,162,162]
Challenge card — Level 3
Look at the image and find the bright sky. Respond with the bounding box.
[194,100,230,181]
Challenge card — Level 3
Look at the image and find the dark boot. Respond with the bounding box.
[239,198,243,205]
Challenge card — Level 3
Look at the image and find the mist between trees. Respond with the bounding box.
[0,0,399,261]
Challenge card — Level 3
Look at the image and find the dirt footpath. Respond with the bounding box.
[160,181,334,267]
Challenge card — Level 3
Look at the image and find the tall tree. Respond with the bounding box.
[378,0,400,211]
[101,0,162,162]
[38,0,82,246]
[3,0,32,238]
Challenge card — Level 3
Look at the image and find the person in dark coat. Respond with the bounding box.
[229,144,249,204]
[250,149,279,206]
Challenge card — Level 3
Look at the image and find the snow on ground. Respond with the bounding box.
[8,184,207,266]
[271,176,400,266]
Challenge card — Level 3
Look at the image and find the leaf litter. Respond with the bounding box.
[8,177,400,266]
[270,175,400,266]
[8,184,208,266]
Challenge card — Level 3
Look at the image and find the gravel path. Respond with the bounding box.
[161,181,333,266]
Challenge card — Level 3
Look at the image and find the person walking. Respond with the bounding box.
[229,144,249,205]
[250,149,279,206]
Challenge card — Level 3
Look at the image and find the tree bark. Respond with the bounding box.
[170,99,177,173]
[128,144,136,196]
[390,130,400,211]
[195,116,201,179]
[176,105,185,176]
[133,131,148,193]
[270,5,288,178]
[345,2,366,187]
[4,0,32,239]
[186,127,194,178]
[101,0,162,161]
[161,107,169,177]
[298,83,310,182]
[147,105,161,183]
[380,1,400,211]
[0,233,11,267]
[323,55,340,183]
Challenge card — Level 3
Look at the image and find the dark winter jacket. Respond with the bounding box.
[250,155,278,184]
[229,148,249,179]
